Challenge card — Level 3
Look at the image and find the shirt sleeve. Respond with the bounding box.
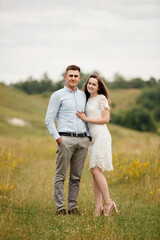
[84,99,91,137]
[85,122,91,137]
[99,95,110,111]
[45,92,61,140]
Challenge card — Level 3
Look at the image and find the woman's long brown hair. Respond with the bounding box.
[83,74,110,105]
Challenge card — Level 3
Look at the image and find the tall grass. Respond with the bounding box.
[0,125,159,240]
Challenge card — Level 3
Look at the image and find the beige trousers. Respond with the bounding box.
[54,136,89,211]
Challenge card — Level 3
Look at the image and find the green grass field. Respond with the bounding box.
[0,84,160,240]
[109,88,141,113]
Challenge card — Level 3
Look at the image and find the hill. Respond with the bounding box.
[0,84,142,136]
[0,83,49,136]
[110,88,141,113]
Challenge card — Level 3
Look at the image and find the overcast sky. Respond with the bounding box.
[0,0,160,83]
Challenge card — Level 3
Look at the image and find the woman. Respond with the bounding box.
[76,74,118,217]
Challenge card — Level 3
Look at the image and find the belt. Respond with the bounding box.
[59,132,87,138]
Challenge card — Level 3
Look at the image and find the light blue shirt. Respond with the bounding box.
[45,86,90,140]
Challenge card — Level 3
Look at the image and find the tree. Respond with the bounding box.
[129,78,146,88]
[109,73,128,89]
[12,73,55,94]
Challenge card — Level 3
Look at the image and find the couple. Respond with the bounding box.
[45,65,118,217]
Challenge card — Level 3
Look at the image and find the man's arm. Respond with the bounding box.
[45,92,61,141]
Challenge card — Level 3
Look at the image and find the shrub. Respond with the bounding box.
[111,108,157,132]
[154,106,160,121]
[136,85,160,108]
[111,102,116,108]
[125,108,157,132]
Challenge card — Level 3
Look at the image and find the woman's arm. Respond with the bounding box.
[76,108,110,125]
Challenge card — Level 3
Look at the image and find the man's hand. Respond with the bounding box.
[56,137,62,146]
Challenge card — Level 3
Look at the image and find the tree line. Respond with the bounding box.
[9,71,159,95]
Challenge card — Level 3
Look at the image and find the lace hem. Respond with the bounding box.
[89,162,113,172]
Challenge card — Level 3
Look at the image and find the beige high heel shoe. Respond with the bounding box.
[103,201,118,216]
[94,206,104,217]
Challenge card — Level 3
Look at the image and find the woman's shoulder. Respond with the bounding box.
[98,94,108,101]
[98,94,110,110]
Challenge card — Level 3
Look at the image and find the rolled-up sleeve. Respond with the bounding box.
[45,92,61,140]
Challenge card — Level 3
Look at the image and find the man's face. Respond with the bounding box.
[64,70,81,90]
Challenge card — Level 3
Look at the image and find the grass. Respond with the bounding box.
[0,84,160,239]
[109,89,141,113]
[0,127,159,240]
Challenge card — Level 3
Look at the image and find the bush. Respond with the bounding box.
[111,102,116,108]
[141,99,155,110]
[111,108,157,132]
[136,85,160,107]
[154,106,160,121]
[125,108,157,132]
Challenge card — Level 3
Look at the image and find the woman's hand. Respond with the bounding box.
[77,108,110,125]
[76,111,87,121]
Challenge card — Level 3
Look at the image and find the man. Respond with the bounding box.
[45,65,90,215]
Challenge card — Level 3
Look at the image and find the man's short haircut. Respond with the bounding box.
[66,65,80,73]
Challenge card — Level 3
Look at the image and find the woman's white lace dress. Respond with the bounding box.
[86,94,113,172]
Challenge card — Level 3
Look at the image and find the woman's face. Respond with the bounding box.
[87,77,99,95]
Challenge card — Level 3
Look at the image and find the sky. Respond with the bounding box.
[0,0,160,84]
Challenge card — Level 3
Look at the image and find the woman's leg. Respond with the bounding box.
[93,175,103,208]
[91,166,112,205]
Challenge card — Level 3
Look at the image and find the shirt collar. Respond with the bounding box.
[64,85,79,93]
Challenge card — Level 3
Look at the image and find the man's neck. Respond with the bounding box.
[65,85,77,92]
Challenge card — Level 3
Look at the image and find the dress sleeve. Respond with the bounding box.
[98,95,110,111]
